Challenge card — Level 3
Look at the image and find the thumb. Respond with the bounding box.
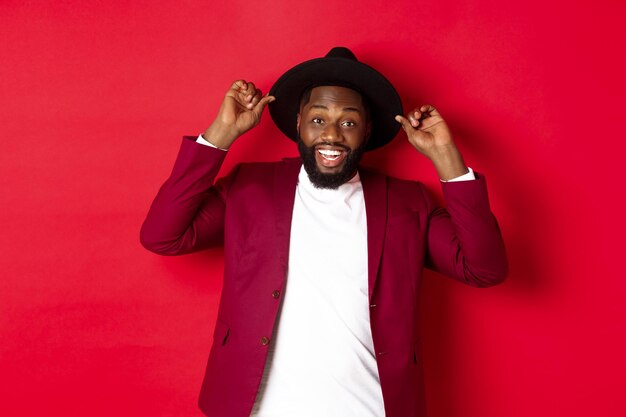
[253,94,276,116]
[395,115,413,133]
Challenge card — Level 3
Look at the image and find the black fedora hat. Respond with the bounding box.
[268,47,403,152]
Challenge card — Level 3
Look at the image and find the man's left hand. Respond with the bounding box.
[396,105,468,181]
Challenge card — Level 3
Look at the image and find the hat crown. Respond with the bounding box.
[325,47,357,61]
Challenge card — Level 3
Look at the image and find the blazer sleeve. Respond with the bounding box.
[139,136,238,255]
[422,173,508,287]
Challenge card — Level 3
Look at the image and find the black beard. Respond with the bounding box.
[297,135,366,189]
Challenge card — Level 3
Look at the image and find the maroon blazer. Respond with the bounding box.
[140,137,507,417]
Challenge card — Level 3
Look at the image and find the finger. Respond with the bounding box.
[230,79,248,92]
[248,88,263,109]
[420,104,441,118]
[244,82,257,101]
[407,110,421,128]
[227,80,250,105]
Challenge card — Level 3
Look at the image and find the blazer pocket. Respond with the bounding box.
[212,320,230,346]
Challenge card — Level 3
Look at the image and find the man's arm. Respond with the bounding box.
[396,105,507,286]
[139,140,229,255]
[421,175,508,287]
[139,80,274,255]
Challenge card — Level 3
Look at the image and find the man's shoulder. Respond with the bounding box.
[234,157,301,174]
[223,157,301,191]
[359,166,431,214]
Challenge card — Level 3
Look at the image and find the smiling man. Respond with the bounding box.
[297,85,370,188]
[140,47,508,417]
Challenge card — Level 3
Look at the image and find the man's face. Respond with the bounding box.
[296,86,371,189]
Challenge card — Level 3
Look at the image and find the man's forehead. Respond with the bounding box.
[308,103,363,113]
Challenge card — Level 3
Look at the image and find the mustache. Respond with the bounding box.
[296,133,351,152]
[312,141,351,151]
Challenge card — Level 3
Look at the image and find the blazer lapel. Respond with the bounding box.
[273,158,302,272]
[360,168,387,301]
[272,161,387,300]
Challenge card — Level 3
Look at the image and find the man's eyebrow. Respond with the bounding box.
[309,104,362,113]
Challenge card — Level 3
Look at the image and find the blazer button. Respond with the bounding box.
[260,336,270,346]
[272,290,281,299]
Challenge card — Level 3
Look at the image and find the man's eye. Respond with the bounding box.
[312,118,323,124]
[342,121,356,127]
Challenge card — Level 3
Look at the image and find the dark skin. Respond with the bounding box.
[203,81,468,181]
[296,86,370,176]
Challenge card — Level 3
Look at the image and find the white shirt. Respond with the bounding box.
[250,167,384,417]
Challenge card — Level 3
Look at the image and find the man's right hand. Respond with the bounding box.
[202,80,275,149]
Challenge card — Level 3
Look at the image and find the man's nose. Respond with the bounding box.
[321,123,341,141]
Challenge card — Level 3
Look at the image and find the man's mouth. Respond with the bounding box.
[318,149,343,161]
[298,137,365,188]
[315,146,348,169]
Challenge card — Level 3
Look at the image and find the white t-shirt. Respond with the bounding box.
[250,167,384,417]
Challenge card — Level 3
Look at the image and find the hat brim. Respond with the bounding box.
[268,56,403,152]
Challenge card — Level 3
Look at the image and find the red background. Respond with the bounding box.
[1,1,625,416]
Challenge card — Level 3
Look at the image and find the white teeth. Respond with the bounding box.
[318,149,342,156]
[319,149,341,156]
[318,149,342,161]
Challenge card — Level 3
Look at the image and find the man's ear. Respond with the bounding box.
[296,113,301,133]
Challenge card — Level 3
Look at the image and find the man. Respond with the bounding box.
[140,47,507,417]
